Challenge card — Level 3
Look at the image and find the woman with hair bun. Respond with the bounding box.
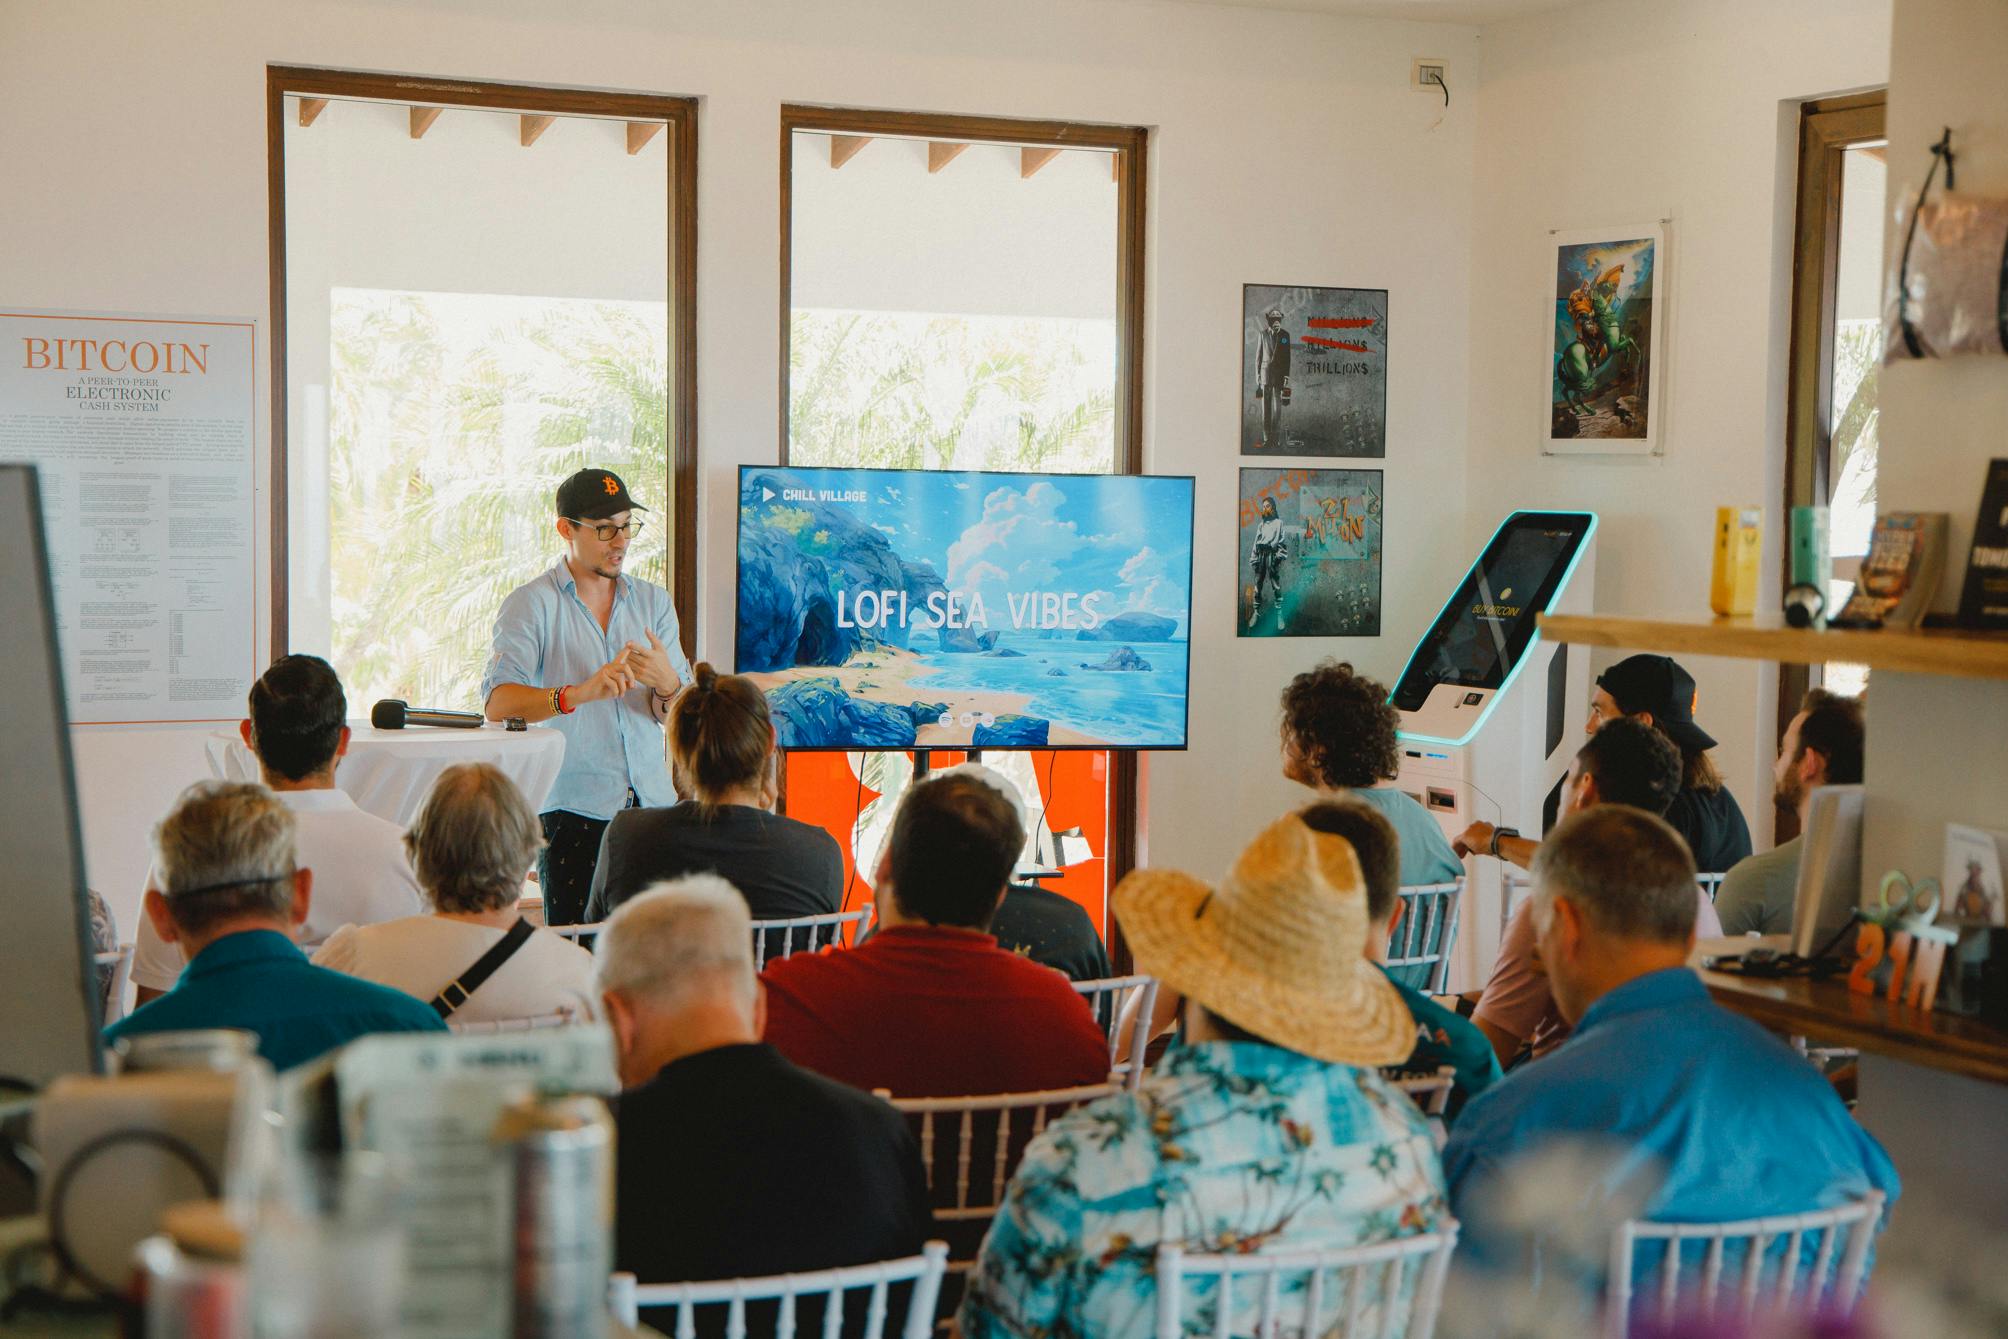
[583,664,843,925]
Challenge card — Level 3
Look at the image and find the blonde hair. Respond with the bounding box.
[404,763,542,914]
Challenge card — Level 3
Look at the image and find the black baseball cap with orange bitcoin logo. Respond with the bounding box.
[556,468,650,522]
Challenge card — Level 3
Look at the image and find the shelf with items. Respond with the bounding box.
[1537,612,2008,681]
[1701,969,2008,1087]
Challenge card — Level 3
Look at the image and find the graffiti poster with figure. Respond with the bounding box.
[1544,223,1667,455]
[1241,285,1387,458]
[1238,467,1382,637]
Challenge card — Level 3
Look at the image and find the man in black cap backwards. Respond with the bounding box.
[1587,654,1751,873]
[482,469,693,925]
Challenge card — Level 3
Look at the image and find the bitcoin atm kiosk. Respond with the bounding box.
[1390,511,1597,990]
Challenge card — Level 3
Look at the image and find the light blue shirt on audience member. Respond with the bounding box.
[482,557,693,821]
[1442,968,1898,1278]
[1355,786,1466,886]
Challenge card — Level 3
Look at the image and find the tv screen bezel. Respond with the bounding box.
[734,462,1197,753]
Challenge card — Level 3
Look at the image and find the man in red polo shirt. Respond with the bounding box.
[761,772,1110,1097]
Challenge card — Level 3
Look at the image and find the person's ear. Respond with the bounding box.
[752,980,768,1036]
[289,869,313,929]
[1575,772,1601,810]
[143,886,180,945]
[1800,746,1827,789]
[238,719,254,749]
[602,991,638,1064]
[334,725,351,763]
[1556,896,1588,963]
[1387,898,1407,939]
[1632,710,1657,731]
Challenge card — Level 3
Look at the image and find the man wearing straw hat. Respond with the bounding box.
[960,805,1450,1339]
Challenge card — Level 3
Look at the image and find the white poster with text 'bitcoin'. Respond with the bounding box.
[0,309,257,723]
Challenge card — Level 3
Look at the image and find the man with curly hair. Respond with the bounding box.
[1280,661,1464,887]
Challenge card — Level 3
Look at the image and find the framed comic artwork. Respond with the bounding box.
[1542,221,1669,456]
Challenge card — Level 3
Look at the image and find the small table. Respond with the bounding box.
[206,721,566,827]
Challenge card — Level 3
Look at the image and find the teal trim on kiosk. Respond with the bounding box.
[1388,510,1598,989]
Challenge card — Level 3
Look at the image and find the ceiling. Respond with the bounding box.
[1142,0,1590,27]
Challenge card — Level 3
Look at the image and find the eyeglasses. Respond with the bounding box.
[563,518,644,543]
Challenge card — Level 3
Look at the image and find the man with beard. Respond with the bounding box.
[483,468,692,925]
[1714,689,1866,936]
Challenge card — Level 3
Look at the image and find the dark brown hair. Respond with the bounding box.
[886,773,1024,929]
[1280,661,1400,789]
[1575,718,1683,816]
[668,663,774,806]
[1298,799,1400,924]
[1795,688,1866,785]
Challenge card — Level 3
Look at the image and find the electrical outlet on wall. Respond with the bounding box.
[1411,58,1448,92]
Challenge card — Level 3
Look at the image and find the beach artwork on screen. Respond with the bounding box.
[1238,467,1383,638]
[736,466,1194,750]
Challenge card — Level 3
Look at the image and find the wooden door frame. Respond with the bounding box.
[776,105,1149,966]
[1777,89,1884,840]
[265,66,700,663]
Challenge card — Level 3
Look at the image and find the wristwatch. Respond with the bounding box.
[1489,827,1520,859]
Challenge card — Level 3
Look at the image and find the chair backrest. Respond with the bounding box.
[447,1010,579,1035]
[550,921,604,942]
[1154,1228,1460,1339]
[1382,1066,1456,1118]
[1386,881,1463,995]
[1070,975,1159,1090]
[886,1084,1120,1223]
[609,1240,950,1338]
[93,944,134,1024]
[1697,873,1726,905]
[1602,1190,1885,1339]
[754,905,874,969]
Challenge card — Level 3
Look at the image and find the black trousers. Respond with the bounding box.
[538,792,637,927]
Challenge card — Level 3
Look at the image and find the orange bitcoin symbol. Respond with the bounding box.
[602,475,619,495]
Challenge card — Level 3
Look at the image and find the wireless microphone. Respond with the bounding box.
[371,699,484,730]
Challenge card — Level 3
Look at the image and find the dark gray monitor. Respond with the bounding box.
[0,463,103,1089]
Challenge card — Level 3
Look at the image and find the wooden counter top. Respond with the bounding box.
[1701,968,2008,1087]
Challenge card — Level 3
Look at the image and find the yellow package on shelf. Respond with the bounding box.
[1710,506,1764,617]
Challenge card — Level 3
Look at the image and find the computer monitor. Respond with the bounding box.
[0,463,102,1089]
[1791,784,1866,959]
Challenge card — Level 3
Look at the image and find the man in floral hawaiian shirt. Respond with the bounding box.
[960,804,1451,1339]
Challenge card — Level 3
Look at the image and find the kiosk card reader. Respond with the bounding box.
[1390,510,1597,990]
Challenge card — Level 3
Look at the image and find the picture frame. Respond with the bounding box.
[1541,221,1669,456]
[1236,466,1383,638]
[1240,284,1388,458]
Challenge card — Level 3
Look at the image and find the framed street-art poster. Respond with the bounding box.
[1241,284,1387,458]
[1238,467,1383,637]
[1543,222,1668,456]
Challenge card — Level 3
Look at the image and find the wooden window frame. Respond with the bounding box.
[264,66,700,663]
[1778,89,1884,840]
[776,105,1148,965]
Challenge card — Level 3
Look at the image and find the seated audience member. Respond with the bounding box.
[866,764,1111,982]
[1317,800,1500,1119]
[1716,689,1866,936]
[1282,660,1465,888]
[133,656,421,1005]
[1593,655,1751,872]
[761,773,1109,1097]
[1442,807,1897,1272]
[597,877,930,1319]
[314,764,596,1023]
[106,782,445,1068]
[1467,719,1722,1067]
[88,889,121,1013]
[960,809,1448,1339]
[585,664,841,927]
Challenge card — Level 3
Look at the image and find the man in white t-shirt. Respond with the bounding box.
[132,656,420,1004]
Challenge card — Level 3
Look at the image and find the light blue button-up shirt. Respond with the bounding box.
[481,558,693,820]
[1443,968,1898,1280]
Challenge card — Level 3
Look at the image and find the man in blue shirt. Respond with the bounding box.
[482,468,693,925]
[1442,806,1897,1290]
[107,781,445,1071]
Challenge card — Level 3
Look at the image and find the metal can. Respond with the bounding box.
[493,1091,614,1339]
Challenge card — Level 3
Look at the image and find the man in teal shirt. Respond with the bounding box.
[1314,798,1500,1120]
[106,780,445,1070]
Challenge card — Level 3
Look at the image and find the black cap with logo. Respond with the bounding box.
[1596,654,1716,754]
[556,468,649,522]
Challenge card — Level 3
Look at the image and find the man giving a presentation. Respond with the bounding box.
[483,468,692,925]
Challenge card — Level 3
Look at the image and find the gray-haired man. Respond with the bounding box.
[106,781,444,1070]
[598,877,930,1316]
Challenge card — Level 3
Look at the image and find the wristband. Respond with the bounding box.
[557,685,576,715]
[1489,827,1519,859]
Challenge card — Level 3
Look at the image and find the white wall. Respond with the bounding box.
[1466,0,1892,846]
[0,0,1479,933]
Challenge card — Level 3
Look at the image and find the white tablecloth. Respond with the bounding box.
[205,721,567,827]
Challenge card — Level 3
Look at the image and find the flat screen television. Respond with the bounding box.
[737,465,1194,751]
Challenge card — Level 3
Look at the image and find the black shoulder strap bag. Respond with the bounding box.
[430,917,537,1019]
